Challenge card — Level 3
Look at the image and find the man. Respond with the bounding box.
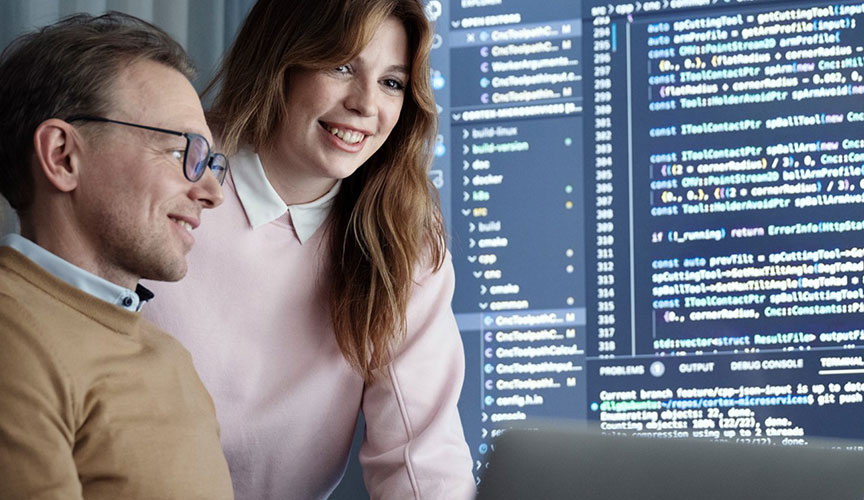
[0,13,234,499]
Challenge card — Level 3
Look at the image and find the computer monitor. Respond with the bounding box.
[476,425,864,499]
[427,0,864,484]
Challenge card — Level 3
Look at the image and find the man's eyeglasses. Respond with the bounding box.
[66,115,228,185]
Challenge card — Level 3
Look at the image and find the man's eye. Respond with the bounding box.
[170,150,184,163]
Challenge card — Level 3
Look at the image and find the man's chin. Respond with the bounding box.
[140,261,188,283]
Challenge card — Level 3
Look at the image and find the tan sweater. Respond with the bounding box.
[0,247,233,499]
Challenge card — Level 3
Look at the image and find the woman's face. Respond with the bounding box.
[265,16,410,202]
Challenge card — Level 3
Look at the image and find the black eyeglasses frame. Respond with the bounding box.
[66,115,228,185]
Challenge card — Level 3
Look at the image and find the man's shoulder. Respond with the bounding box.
[0,251,70,320]
[0,251,121,367]
[0,284,69,392]
[0,269,66,344]
[0,254,47,320]
[0,245,47,294]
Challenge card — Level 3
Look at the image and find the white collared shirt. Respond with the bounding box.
[0,233,151,312]
[230,147,341,243]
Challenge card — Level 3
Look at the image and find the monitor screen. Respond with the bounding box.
[427,0,864,483]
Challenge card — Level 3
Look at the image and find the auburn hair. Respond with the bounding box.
[206,0,444,382]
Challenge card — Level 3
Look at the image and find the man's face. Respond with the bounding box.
[72,59,222,285]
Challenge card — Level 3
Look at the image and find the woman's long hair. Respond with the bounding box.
[206,0,444,382]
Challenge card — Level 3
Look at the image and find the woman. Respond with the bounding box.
[143,0,475,499]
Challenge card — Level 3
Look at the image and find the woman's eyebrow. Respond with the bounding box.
[387,64,410,75]
[354,54,409,75]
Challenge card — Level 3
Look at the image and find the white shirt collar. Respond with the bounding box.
[0,233,151,312]
[231,147,340,244]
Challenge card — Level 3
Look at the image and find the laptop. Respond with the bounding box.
[476,424,864,499]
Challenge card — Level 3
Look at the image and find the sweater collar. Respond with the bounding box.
[230,147,340,244]
[0,233,152,311]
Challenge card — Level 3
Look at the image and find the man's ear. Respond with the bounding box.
[32,118,83,193]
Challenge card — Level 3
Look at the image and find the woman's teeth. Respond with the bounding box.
[325,125,365,145]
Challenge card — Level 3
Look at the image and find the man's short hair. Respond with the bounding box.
[0,12,196,212]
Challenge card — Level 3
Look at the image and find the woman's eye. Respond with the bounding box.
[383,78,405,91]
[334,65,351,74]
[170,150,184,163]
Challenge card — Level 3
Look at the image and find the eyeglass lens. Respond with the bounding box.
[186,135,210,182]
[210,155,228,184]
[185,135,228,185]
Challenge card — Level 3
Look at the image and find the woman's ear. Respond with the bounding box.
[32,118,82,193]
